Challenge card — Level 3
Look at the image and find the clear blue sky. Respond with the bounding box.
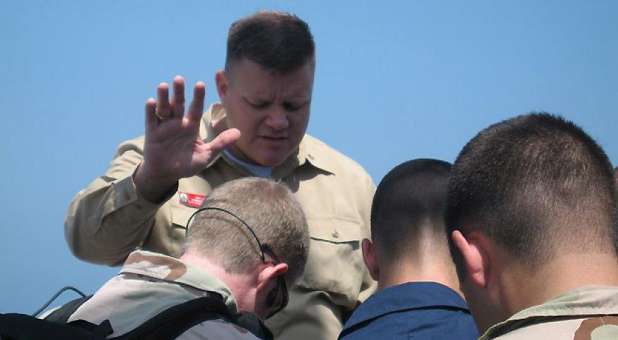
[1,1,616,313]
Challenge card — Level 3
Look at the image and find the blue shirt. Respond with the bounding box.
[339,281,478,340]
[223,149,272,178]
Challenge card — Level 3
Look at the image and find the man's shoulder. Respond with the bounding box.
[114,135,146,155]
[180,319,261,340]
[485,286,618,340]
[341,305,477,340]
[491,316,617,340]
[341,283,477,340]
[301,134,371,180]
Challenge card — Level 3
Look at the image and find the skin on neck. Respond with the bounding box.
[180,251,259,313]
[373,231,463,297]
[458,230,618,332]
[495,250,618,317]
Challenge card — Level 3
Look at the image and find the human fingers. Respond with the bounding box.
[155,82,171,119]
[207,128,241,154]
[145,97,157,132]
[187,81,206,123]
[171,75,185,118]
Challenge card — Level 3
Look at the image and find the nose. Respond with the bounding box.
[265,108,289,131]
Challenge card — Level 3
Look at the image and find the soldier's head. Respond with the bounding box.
[216,11,315,167]
[183,177,309,319]
[364,159,458,290]
[446,113,618,331]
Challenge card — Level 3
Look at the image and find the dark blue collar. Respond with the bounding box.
[344,281,470,330]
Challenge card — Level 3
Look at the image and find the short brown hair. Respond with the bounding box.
[446,113,617,272]
[184,178,309,284]
[225,11,315,73]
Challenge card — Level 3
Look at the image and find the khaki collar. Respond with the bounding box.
[200,103,336,176]
[480,285,618,339]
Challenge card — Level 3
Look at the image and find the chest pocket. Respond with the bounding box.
[167,196,198,245]
[297,217,366,308]
[141,195,197,259]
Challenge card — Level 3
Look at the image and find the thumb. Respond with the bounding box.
[208,128,241,154]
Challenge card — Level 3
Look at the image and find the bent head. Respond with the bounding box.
[364,159,454,288]
[446,113,618,331]
[217,11,315,166]
[184,178,310,318]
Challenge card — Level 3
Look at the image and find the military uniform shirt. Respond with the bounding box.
[339,281,478,340]
[480,286,618,340]
[65,103,377,340]
[68,250,258,339]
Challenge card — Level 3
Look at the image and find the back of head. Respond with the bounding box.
[226,11,315,73]
[185,177,309,284]
[447,112,618,272]
[372,159,452,263]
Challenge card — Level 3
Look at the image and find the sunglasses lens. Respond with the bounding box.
[266,277,288,319]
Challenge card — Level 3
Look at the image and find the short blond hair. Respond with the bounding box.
[184,177,309,284]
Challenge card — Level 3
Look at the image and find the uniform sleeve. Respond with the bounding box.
[64,137,173,265]
[356,172,377,303]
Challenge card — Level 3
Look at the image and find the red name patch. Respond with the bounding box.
[178,192,206,208]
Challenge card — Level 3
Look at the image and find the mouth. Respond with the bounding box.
[260,136,288,141]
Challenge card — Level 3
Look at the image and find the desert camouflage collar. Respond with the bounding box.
[120,250,237,312]
[199,103,336,176]
[479,285,618,340]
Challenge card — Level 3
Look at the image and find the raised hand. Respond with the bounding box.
[134,76,240,203]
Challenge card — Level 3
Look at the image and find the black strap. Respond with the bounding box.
[0,313,108,340]
[0,294,272,340]
[44,295,93,323]
[111,294,234,340]
[232,313,273,340]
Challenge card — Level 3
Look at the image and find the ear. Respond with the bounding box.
[362,238,379,281]
[256,262,288,292]
[451,230,489,289]
[215,70,228,101]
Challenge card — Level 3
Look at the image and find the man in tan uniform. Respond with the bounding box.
[445,113,618,339]
[65,11,375,340]
[69,177,310,339]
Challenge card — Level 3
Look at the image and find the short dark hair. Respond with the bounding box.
[225,11,315,73]
[371,159,452,260]
[446,113,617,273]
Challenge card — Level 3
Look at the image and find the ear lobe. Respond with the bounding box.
[362,238,379,281]
[451,230,488,288]
[215,71,228,100]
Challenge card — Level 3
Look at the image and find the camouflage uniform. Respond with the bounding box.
[68,250,259,339]
[65,103,376,340]
[479,286,618,340]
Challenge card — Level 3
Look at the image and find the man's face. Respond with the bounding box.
[217,58,314,167]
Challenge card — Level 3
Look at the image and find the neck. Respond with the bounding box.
[378,252,463,297]
[180,251,257,312]
[499,252,618,316]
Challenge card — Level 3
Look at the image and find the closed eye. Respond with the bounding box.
[283,101,307,112]
[243,97,270,110]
